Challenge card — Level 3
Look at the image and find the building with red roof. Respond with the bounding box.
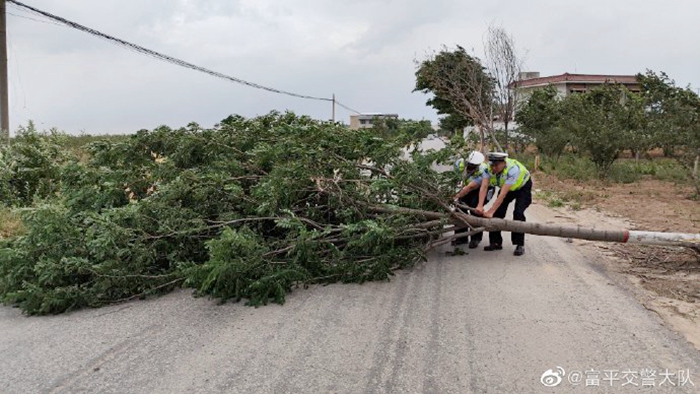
[511,71,640,99]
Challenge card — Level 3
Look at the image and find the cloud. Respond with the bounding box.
[5,0,700,134]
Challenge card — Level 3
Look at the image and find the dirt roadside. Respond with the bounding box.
[532,172,700,351]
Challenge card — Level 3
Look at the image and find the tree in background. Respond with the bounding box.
[437,114,470,136]
[513,69,699,188]
[639,70,700,194]
[414,47,474,136]
[370,117,433,142]
[515,86,571,162]
[485,25,523,151]
[566,84,645,177]
[414,46,499,151]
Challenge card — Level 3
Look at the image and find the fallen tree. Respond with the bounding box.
[1,112,697,315]
[0,113,462,314]
[374,205,700,252]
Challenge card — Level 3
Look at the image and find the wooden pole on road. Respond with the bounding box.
[372,205,700,252]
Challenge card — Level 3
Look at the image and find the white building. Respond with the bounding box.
[349,113,399,130]
[511,71,640,105]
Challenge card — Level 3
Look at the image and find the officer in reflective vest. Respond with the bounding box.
[453,151,495,248]
[475,152,532,256]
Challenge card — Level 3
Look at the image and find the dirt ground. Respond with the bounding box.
[532,172,700,350]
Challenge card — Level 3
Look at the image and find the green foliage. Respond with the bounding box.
[1,112,456,314]
[536,153,687,186]
[638,70,700,193]
[606,164,640,184]
[566,84,645,177]
[414,45,493,134]
[437,114,469,136]
[0,122,74,206]
[186,227,294,305]
[625,158,684,182]
[547,197,565,208]
[542,154,597,182]
[511,152,536,171]
[518,83,646,178]
[518,70,698,186]
[493,128,533,154]
[370,118,434,141]
[516,86,572,159]
[63,133,129,151]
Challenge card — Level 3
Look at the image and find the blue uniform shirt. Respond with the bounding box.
[463,163,488,186]
[482,164,522,186]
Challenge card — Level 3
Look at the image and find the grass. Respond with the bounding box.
[514,153,688,185]
[547,197,565,208]
[534,189,585,211]
[519,151,691,211]
[0,208,24,239]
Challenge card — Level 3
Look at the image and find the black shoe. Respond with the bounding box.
[483,244,503,251]
[468,239,480,249]
[514,245,525,256]
[452,237,469,246]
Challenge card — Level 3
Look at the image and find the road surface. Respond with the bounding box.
[2,204,699,393]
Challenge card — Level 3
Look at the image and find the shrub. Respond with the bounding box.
[1,112,457,314]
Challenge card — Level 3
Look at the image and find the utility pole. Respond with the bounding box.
[0,0,9,145]
[331,93,336,122]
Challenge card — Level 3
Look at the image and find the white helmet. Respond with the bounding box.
[487,152,508,163]
[466,151,485,166]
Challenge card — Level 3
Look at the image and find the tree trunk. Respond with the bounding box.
[372,206,700,251]
[479,127,486,153]
[456,213,699,250]
[503,118,509,152]
[484,124,503,152]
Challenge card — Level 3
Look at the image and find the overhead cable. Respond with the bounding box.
[7,0,334,102]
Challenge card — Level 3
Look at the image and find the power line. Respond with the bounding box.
[7,10,64,27]
[7,0,365,118]
[335,100,360,114]
[7,0,337,103]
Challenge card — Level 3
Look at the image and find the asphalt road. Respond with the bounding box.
[2,204,699,393]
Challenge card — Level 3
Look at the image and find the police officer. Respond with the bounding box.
[475,152,532,256]
[453,151,494,249]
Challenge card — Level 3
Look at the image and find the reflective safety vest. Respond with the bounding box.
[463,163,488,185]
[488,158,530,191]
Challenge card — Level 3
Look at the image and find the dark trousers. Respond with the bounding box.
[489,179,532,246]
[456,187,494,242]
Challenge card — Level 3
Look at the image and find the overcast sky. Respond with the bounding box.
[6,0,700,135]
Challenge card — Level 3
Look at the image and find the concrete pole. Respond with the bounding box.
[0,0,9,144]
[331,94,336,122]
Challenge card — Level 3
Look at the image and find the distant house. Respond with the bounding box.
[511,72,641,104]
[460,72,641,141]
[349,113,399,130]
